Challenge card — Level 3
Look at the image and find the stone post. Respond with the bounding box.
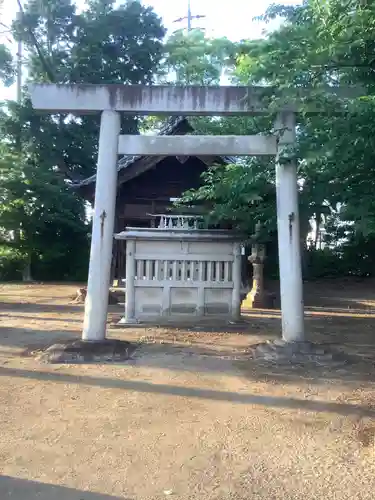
[82,110,121,342]
[275,111,304,342]
[231,242,242,321]
[123,239,137,324]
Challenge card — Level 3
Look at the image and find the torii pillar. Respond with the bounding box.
[82,110,121,341]
[275,111,304,342]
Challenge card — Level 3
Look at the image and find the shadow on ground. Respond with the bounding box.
[0,326,78,351]
[0,475,128,500]
[268,278,375,311]
[0,364,373,418]
[2,281,375,389]
[2,316,375,388]
[0,301,84,314]
[0,313,81,323]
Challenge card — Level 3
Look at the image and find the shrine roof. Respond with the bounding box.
[73,116,236,191]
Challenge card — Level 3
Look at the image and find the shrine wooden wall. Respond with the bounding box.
[112,155,209,280]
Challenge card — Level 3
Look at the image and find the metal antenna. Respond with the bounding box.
[173,0,206,31]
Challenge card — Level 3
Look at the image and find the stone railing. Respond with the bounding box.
[135,259,233,282]
[149,214,204,230]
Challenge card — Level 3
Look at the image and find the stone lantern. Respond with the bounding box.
[243,222,274,309]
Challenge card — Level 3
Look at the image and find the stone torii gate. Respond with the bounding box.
[30,84,358,354]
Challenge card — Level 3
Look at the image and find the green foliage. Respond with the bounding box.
[10,0,166,180]
[178,162,275,239]
[0,44,14,86]
[0,246,26,281]
[0,127,89,280]
[0,0,166,282]
[174,0,375,278]
[14,0,166,85]
[163,29,236,84]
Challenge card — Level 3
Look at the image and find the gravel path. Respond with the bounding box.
[0,284,375,499]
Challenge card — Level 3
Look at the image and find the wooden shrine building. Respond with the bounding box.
[74,117,235,280]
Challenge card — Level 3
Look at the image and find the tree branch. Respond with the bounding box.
[16,0,55,82]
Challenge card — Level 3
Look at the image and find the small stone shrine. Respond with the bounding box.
[115,214,242,324]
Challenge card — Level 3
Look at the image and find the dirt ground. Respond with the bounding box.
[1,281,375,499]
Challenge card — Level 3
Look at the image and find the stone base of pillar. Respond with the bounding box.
[242,290,276,309]
[118,316,138,325]
[117,316,249,328]
[250,340,351,366]
[36,339,136,364]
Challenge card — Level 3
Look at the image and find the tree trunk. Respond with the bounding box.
[314,212,321,249]
[300,215,311,280]
[22,251,33,282]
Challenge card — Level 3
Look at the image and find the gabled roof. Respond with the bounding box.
[73,116,236,191]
